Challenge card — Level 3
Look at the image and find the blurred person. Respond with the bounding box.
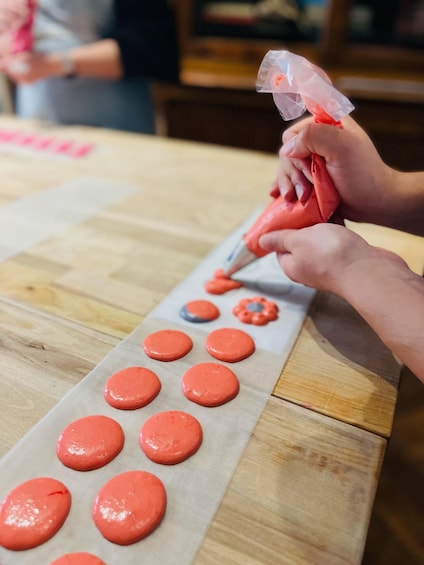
[0,0,179,133]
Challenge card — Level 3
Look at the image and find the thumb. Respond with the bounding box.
[259,232,279,252]
[259,229,297,253]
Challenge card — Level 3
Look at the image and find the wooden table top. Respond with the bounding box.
[0,115,422,564]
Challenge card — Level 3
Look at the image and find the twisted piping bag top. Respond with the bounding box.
[256,50,354,122]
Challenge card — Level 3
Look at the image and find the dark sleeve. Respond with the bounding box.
[109,0,180,83]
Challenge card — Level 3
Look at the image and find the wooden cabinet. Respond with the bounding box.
[156,0,424,170]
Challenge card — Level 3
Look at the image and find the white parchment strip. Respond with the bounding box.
[0,177,138,262]
[0,217,315,565]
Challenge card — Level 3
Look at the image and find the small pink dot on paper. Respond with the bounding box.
[1,129,20,143]
[14,132,36,146]
[68,142,94,158]
[0,129,15,142]
[51,140,74,154]
[31,135,55,150]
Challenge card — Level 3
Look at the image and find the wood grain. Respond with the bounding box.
[274,292,401,437]
[196,396,386,565]
[0,299,118,456]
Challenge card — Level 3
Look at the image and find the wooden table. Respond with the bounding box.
[0,115,422,564]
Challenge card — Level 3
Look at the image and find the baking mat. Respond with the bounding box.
[0,177,138,262]
[0,214,315,564]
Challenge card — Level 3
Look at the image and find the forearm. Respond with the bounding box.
[380,170,424,237]
[340,261,424,381]
[65,39,123,80]
[3,38,124,84]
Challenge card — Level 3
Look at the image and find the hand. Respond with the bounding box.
[4,51,63,84]
[0,0,29,33]
[273,115,398,226]
[259,223,407,296]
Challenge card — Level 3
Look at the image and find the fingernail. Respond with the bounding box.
[282,139,295,156]
[302,167,313,183]
[269,185,280,198]
[294,184,304,200]
[259,233,275,250]
[278,183,290,199]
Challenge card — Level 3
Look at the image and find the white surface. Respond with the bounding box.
[0,216,315,565]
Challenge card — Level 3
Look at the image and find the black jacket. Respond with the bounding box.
[109,0,180,82]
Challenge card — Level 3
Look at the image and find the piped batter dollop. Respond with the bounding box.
[104,366,161,410]
[56,415,124,471]
[205,327,255,362]
[139,410,202,465]
[92,470,166,545]
[182,362,240,406]
[0,477,71,551]
[179,299,220,323]
[142,329,193,361]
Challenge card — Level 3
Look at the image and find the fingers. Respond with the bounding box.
[272,118,317,202]
[282,120,352,163]
[282,116,315,145]
[275,143,313,202]
[274,119,350,204]
[279,147,313,185]
[272,115,357,205]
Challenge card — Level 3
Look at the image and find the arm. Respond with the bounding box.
[4,39,124,82]
[274,116,424,237]
[340,245,424,381]
[259,224,424,382]
[70,0,180,81]
[387,170,424,236]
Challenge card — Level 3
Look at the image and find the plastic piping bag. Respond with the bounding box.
[242,50,355,259]
[10,0,35,54]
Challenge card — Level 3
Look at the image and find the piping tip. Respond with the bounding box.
[222,239,258,277]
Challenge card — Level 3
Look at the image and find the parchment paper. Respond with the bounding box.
[0,177,138,262]
[0,215,315,565]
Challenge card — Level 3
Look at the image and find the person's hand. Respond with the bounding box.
[259,223,407,296]
[272,115,398,227]
[0,0,29,33]
[4,51,63,83]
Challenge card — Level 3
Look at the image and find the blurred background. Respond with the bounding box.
[156,0,423,173]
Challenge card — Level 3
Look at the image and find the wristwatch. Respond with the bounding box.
[60,51,76,79]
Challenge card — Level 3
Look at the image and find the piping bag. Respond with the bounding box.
[222,50,354,276]
[10,0,35,54]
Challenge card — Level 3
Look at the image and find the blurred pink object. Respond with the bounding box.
[10,0,35,54]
